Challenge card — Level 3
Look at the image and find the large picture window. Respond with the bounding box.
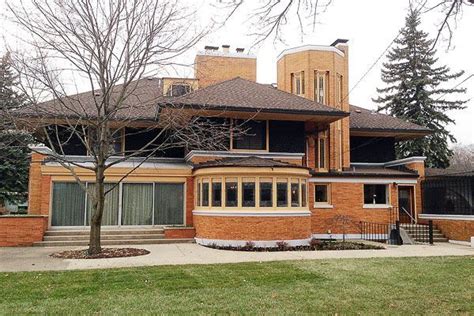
[232,120,267,150]
[364,184,388,205]
[121,183,153,225]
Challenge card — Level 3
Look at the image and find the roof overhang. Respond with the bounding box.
[350,128,432,140]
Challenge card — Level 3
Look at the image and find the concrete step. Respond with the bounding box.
[45,229,164,236]
[413,237,449,243]
[43,234,165,242]
[33,238,194,247]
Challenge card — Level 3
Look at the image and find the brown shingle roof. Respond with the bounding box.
[169,77,348,116]
[313,164,419,178]
[16,78,165,120]
[350,105,431,135]
[193,156,309,170]
[425,168,474,177]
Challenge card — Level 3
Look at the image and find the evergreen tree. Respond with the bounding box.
[0,53,31,206]
[374,8,467,168]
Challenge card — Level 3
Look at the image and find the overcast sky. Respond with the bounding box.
[1,0,473,145]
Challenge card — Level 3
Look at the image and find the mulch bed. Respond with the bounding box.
[50,248,150,259]
[205,241,385,252]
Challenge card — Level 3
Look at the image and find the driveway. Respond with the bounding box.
[0,242,473,272]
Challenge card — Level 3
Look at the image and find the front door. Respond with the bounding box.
[398,186,415,223]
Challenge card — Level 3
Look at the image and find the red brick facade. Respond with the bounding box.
[424,219,474,242]
[193,215,311,241]
[0,216,48,246]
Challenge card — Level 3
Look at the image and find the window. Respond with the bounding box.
[291,181,300,207]
[336,74,343,108]
[315,184,329,204]
[242,180,256,207]
[166,83,192,96]
[202,181,209,207]
[211,180,222,207]
[316,131,328,170]
[110,128,123,155]
[364,184,388,205]
[232,120,267,150]
[277,180,288,207]
[259,178,273,207]
[314,71,327,104]
[122,183,153,225]
[291,71,305,95]
[196,181,201,207]
[301,181,307,207]
[225,179,238,207]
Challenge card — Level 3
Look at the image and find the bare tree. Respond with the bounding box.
[7,0,237,255]
[449,144,474,170]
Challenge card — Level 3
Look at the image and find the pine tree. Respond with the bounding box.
[0,53,31,207]
[374,8,467,168]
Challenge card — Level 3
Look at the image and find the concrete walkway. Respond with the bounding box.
[0,242,472,272]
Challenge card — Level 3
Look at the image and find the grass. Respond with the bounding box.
[0,256,473,314]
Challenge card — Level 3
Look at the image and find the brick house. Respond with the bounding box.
[6,39,457,247]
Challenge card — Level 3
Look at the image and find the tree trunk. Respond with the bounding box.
[88,165,105,255]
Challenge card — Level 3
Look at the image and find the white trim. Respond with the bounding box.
[311,233,388,240]
[309,177,417,184]
[351,156,427,168]
[192,210,311,217]
[363,204,392,209]
[195,237,310,248]
[419,214,474,221]
[313,204,334,209]
[448,240,471,246]
[277,45,345,60]
[196,51,257,59]
[185,150,304,161]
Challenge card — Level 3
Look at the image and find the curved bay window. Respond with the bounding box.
[195,176,308,210]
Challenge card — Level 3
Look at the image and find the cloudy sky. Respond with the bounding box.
[1,0,473,145]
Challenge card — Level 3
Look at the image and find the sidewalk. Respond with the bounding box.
[1,242,472,272]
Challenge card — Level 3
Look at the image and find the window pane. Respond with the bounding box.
[52,182,86,226]
[154,183,184,225]
[202,182,209,207]
[302,183,307,207]
[364,184,387,204]
[259,182,273,207]
[86,183,119,226]
[197,182,201,206]
[277,182,288,207]
[315,185,328,203]
[225,182,238,207]
[122,183,153,225]
[233,120,267,150]
[318,138,326,169]
[212,181,222,207]
[242,182,255,207]
[291,183,300,207]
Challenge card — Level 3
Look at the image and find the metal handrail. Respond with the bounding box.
[400,206,416,224]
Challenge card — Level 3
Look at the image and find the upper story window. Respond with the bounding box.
[232,120,267,151]
[109,128,124,155]
[166,83,192,97]
[364,184,388,205]
[336,74,343,108]
[291,71,305,96]
[316,130,328,170]
[314,71,328,104]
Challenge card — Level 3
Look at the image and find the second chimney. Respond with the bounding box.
[222,44,230,53]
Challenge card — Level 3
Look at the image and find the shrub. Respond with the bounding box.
[276,241,289,251]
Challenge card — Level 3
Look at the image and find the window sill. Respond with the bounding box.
[314,204,333,209]
[363,204,392,209]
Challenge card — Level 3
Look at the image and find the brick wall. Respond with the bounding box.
[195,54,256,88]
[428,219,474,242]
[194,215,311,240]
[0,216,48,246]
[310,182,397,234]
[185,176,194,226]
[164,227,196,239]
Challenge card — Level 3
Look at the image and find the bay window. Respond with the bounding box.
[211,179,222,207]
[277,179,288,207]
[202,180,209,207]
[242,179,256,207]
[225,178,238,207]
[259,178,273,207]
[290,180,300,207]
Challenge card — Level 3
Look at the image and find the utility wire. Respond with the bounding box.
[436,73,473,100]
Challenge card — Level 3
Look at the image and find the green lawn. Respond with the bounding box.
[1,257,473,314]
